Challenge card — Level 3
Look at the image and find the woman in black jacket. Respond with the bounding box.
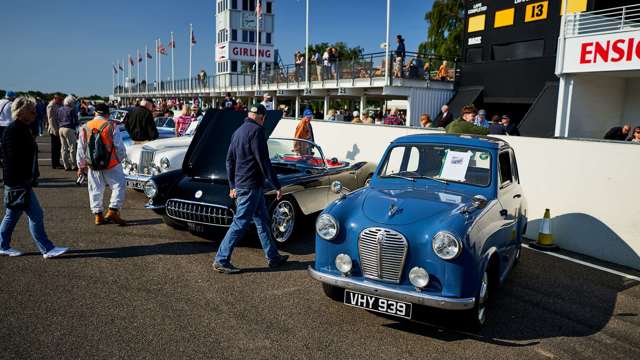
[0,96,68,258]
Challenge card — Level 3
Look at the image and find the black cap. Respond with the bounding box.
[249,103,267,116]
[94,103,110,115]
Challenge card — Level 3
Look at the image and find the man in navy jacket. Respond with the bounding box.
[213,104,289,273]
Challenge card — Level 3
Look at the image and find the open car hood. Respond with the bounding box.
[183,109,282,180]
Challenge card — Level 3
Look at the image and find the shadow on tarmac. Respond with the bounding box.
[49,241,217,259]
[370,249,639,345]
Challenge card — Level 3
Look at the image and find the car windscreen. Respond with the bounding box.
[379,144,492,187]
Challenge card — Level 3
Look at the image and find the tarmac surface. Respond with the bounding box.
[1,138,639,360]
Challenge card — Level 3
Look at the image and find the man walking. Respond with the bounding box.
[57,96,80,171]
[46,95,63,169]
[0,96,68,258]
[213,104,289,274]
[124,99,158,143]
[0,91,17,166]
[77,104,127,226]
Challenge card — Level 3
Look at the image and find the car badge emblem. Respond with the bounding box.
[377,231,386,245]
[195,190,203,199]
[388,204,400,217]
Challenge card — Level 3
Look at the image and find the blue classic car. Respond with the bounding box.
[309,134,527,327]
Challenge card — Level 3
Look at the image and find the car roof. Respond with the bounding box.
[392,133,508,149]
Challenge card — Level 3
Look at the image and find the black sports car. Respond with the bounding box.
[143,109,375,243]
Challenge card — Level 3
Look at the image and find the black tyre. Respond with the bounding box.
[322,284,344,301]
[463,270,490,330]
[270,197,300,243]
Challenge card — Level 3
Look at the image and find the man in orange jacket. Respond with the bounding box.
[76,103,127,226]
[293,108,315,155]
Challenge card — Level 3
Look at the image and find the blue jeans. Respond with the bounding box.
[214,187,280,265]
[0,189,54,254]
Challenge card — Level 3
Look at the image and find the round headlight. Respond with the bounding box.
[143,180,158,199]
[432,231,462,260]
[335,254,352,274]
[150,165,160,176]
[409,267,429,288]
[316,213,339,240]
[123,160,132,172]
[160,157,171,169]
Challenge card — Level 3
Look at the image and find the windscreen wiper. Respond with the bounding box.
[416,176,449,185]
[386,174,416,182]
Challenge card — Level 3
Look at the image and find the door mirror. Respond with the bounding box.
[471,195,488,210]
[331,180,343,194]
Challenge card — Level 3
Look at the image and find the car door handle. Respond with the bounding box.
[513,194,521,199]
[500,209,508,217]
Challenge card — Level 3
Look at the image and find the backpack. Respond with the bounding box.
[85,122,114,170]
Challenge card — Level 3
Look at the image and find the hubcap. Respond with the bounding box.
[271,200,295,243]
[477,272,489,324]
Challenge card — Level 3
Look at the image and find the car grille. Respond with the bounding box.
[358,228,408,283]
[139,150,155,175]
[166,199,234,227]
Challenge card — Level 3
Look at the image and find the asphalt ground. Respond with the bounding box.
[1,137,639,360]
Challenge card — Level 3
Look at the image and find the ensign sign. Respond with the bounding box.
[563,30,640,73]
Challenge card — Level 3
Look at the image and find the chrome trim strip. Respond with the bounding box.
[308,267,475,311]
[125,174,152,183]
[144,202,165,210]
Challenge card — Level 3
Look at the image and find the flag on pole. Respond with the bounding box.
[118,62,124,71]
[191,31,197,46]
[129,55,134,66]
[169,39,176,48]
[146,50,153,59]
[113,64,118,74]
[256,0,262,19]
[158,41,167,55]
[138,53,143,63]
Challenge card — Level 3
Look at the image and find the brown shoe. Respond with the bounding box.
[105,209,127,226]
[95,213,105,225]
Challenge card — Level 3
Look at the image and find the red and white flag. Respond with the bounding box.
[158,41,167,55]
[256,0,262,19]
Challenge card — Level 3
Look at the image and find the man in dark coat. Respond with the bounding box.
[604,125,630,141]
[124,99,158,142]
[435,104,454,128]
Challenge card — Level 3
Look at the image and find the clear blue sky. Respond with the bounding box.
[0,0,433,96]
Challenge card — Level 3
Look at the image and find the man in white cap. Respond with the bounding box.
[260,93,273,111]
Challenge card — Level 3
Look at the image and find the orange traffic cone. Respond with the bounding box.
[531,209,557,250]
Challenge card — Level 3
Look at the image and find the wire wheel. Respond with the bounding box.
[271,200,296,243]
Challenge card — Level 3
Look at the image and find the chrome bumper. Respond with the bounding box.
[125,173,152,183]
[308,266,475,311]
[144,201,165,210]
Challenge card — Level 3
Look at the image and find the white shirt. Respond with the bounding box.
[261,100,273,111]
[0,99,13,127]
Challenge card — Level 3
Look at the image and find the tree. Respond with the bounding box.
[421,0,464,59]
[304,42,364,62]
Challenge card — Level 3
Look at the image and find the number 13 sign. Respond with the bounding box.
[525,1,548,22]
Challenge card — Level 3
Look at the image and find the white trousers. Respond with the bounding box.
[88,166,126,214]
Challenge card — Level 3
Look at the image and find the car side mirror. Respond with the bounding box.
[471,195,488,210]
[331,180,343,194]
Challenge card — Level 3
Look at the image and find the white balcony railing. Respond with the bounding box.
[565,3,640,37]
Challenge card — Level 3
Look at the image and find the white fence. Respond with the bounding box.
[272,119,640,270]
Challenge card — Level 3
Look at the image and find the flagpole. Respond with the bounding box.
[128,54,132,95]
[155,39,159,91]
[189,24,193,91]
[171,31,175,91]
[137,49,141,94]
[256,0,260,92]
[145,44,149,92]
[305,0,309,90]
[121,57,125,93]
[112,64,116,95]
[159,39,163,92]
[385,0,391,86]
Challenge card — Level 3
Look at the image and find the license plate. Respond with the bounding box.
[187,222,206,233]
[344,290,412,319]
[126,180,145,190]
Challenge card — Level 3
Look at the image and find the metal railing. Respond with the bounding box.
[114,51,457,96]
[565,3,640,37]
